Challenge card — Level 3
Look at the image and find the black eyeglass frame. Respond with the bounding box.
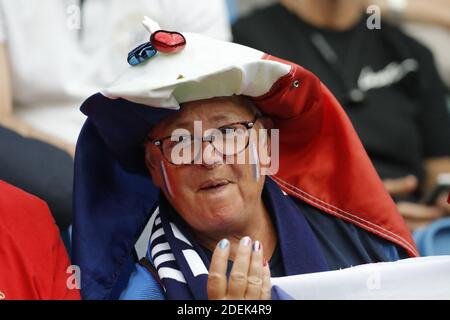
[148,115,261,165]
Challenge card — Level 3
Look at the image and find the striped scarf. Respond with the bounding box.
[147,177,329,299]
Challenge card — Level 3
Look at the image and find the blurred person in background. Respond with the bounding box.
[230,0,450,87]
[0,0,231,231]
[232,0,450,231]
[0,0,231,152]
[0,126,74,231]
[365,0,450,88]
[0,180,80,300]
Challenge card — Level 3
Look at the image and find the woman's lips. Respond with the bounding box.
[198,179,230,192]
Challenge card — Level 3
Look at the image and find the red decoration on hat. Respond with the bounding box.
[151,30,186,54]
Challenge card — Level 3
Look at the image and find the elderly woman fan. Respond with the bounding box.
[72,19,417,300]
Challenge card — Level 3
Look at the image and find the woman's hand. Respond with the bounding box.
[207,237,271,300]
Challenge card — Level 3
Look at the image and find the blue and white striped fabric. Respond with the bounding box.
[122,177,330,300]
[146,201,211,300]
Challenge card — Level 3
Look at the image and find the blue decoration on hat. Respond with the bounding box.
[127,42,157,66]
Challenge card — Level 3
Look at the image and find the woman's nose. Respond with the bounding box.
[201,140,223,168]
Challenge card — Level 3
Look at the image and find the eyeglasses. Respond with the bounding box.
[149,116,259,165]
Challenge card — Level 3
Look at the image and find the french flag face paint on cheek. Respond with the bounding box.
[250,141,260,182]
[160,160,174,199]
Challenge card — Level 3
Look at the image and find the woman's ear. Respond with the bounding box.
[259,117,273,150]
[261,117,274,130]
[256,118,273,168]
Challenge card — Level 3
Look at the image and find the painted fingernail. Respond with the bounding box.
[253,240,261,252]
[240,236,251,246]
[218,238,229,249]
[263,258,268,267]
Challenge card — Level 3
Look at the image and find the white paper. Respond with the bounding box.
[271,256,450,299]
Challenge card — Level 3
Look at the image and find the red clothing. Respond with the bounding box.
[0,181,80,300]
[254,54,417,257]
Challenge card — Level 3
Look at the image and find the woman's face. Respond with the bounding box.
[145,96,270,235]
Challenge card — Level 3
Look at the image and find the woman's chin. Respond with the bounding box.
[200,204,245,231]
[196,185,244,213]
